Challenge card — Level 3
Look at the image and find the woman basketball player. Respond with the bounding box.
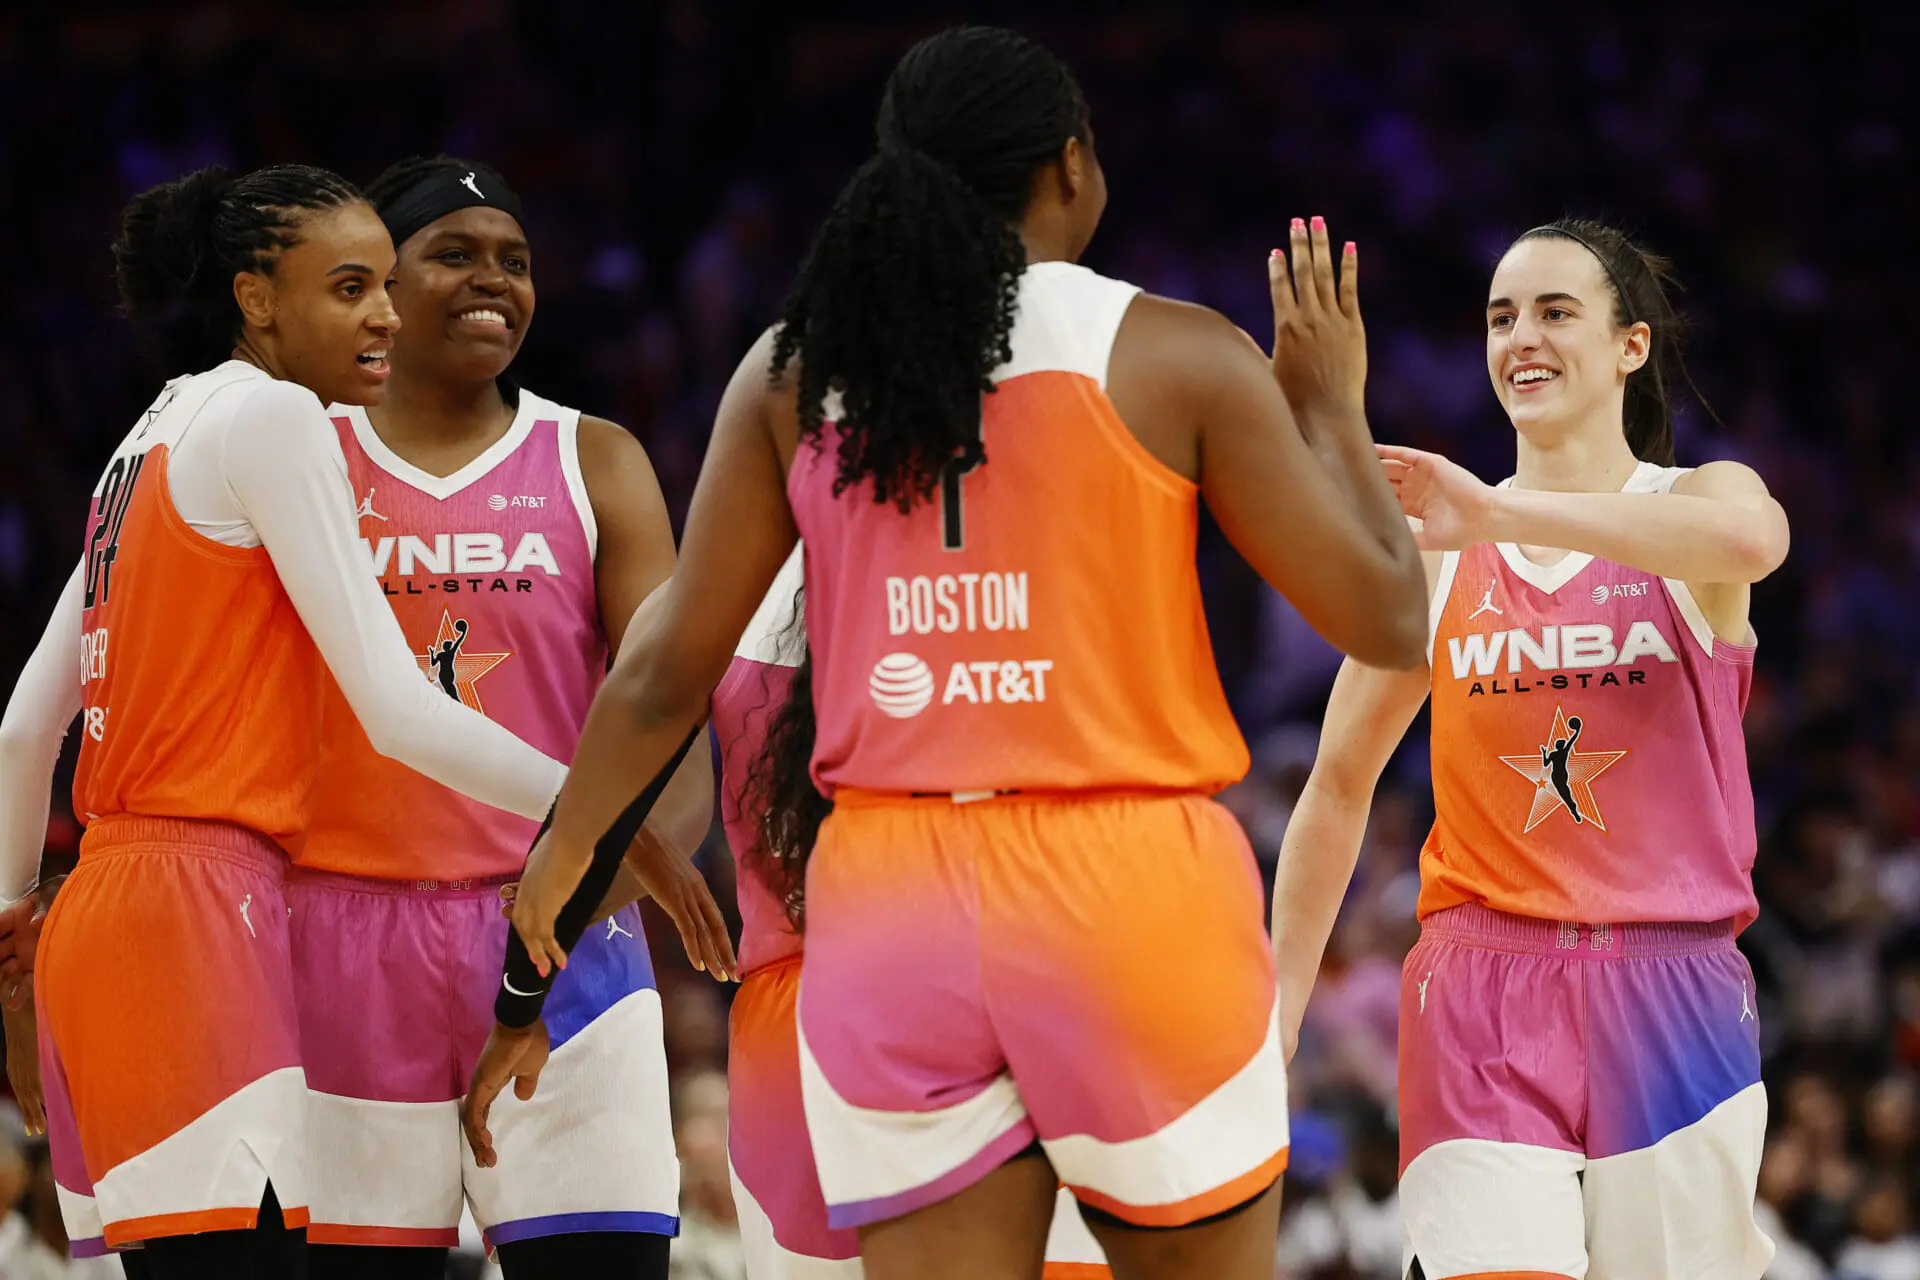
[714,552,1109,1278]
[289,154,727,1280]
[469,26,1425,1280]
[0,165,575,1278]
[1271,219,1789,1280]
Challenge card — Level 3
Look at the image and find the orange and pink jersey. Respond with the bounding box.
[787,261,1248,799]
[779,262,1286,1234]
[1420,462,1759,929]
[300,393,604,882]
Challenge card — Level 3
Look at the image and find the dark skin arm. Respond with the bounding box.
[1106,218,1425,668]
[575,417,731,981]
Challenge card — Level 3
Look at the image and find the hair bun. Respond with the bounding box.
[114,166,238,320]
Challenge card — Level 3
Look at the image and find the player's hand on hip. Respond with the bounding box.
[1376,443,1494,549]
[1269,215,1366,414]
[625,830,738,982]
[0,883,56,1010]
[512,830,589,978]
[462,1018,550,1169]
[2,982,43,1137]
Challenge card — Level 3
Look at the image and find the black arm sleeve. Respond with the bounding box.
[495,726,702,1028]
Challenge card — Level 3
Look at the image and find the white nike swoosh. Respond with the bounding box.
[501,975,543,997]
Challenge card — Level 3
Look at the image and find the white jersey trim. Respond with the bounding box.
[734,543,807,668]
[991,260,1142,390]
[544,394,597,561]
[1426,549,1462,666]
[1490,460,1683,596]
[336,396,540,501]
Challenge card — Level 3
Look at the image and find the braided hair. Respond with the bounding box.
[771,26,1090,512]
[113,164,363,367]
[740,590,827,929]
[1514,219,1689,466]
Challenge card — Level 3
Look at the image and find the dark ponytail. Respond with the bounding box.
[742,592,829,929]
[771,25,1090,511]
[114,163,362,367]
[1515,219,1694,466]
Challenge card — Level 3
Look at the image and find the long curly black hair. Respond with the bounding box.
[770,25,1089,512]
[740,589,828,928]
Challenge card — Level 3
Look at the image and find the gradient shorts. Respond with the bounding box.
[287,868,677,1248]
[796,790,1288,1232]
[1399,902,1774,1280]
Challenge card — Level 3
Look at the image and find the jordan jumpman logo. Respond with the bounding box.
[1468,580,1503,621]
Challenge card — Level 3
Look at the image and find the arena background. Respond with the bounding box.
[1,4,1914,1277]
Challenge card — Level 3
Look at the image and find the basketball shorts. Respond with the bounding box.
[729,953,1111,1276]
[286,868,678,1248]
[1399,902,1775,1280]
[37,816,309,1254]
[796,790,1288,1232]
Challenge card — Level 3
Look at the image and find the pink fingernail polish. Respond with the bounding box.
[1291,217,1305,231]
[1311,215,1326,231]
[1271,248,1283,259]
[1345,241,1357,255]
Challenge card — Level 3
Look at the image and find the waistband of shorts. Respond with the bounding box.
[1419,900,1736,958]
[831,785,1208,810]
[79,815,286,875]
[286,864,518,897]
[738,950,805,984]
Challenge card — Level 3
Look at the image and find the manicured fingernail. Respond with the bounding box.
[1345,241,1357,255]
[1311,216,1326,231]
[1291,217,1305,231]
[1270,248,1283,259]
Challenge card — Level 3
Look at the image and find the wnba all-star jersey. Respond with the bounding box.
[74,363,330,848]
[787,260,1249,797]
[301,391,605,882]
[711,545,807,976]
[1420,461,1758,929]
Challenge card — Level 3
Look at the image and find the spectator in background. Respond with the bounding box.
[0,1101,122,1278]
[1836,1178,1920,1280]
[669,1070,745,1280]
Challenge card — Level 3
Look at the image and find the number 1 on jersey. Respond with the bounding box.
[940,420,985,551]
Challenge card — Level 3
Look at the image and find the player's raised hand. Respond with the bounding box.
[1376,443,1496,550]
[462,1018,550,1169]
[1269,215,1365,415]
[625,830,738,982]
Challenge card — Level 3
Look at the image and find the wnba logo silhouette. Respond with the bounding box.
[869,654,936,718]
[416,611,511,713]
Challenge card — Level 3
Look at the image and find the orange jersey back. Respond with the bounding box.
[74,369,326,851]
[787,261,1249,796]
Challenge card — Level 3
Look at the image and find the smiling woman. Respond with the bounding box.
[0,163,582,1280]
[282,154,714,1280]
[1270,216,1789,1280]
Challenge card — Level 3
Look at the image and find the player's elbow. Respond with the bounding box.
[1736,504,1790,582]
[1340,591,1428,671]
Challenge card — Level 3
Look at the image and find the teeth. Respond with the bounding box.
[460,309,508,326]
[1513,368,1557,384]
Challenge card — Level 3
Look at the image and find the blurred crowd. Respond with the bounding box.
[1,3,1915,1277]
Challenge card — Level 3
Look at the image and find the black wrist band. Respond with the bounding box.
[495,726,701,1028]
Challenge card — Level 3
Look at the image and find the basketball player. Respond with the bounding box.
[1270,219,1789,1279]
[716,551,1108,1278]
[469,26,1426,1280]
[289,155,725,1280]
[0,166,576,1278]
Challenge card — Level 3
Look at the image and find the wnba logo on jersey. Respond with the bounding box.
[1497,706,1629,833]
[416,610,511,713]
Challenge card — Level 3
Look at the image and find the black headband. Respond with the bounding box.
[1522,225,1638,324]
[379,166,526,250]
